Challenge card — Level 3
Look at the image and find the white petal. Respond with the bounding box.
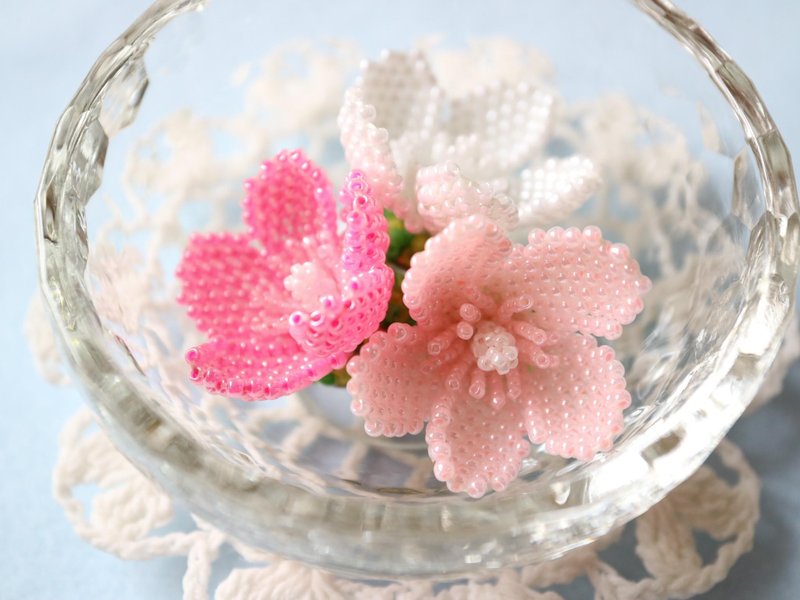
[358,50,442,140]
[416,161,518,233]
[514,156,602,227]
[439,82,555,181]
[338,51,443,231]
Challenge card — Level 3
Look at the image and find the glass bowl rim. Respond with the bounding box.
[34,0,800,578]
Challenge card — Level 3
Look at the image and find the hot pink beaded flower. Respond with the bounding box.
[338,51,601,234]
[346,216,650,497]
[176,150,393,400]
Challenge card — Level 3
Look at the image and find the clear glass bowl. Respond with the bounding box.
[35,0,799,579]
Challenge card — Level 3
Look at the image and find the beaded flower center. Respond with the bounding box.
[470,321,519,376]
[417,289,557,411]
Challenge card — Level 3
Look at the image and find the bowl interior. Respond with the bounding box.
[39,0,798,577]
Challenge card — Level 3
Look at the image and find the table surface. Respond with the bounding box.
[2,2,799,598]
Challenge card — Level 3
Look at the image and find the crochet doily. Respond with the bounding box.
[26,36,800,598]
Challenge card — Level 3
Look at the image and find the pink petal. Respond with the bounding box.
[346,323,438,438]
[441,82,554,181]
[338,88,405,222]
[402,216,512,327]
[402,216,648,339]
[242,149,339,268]
[283,259,339,313]
[338,172,392,272]
[287,172,394,359]
[426,391,529,498]
[511,225,651,339]
[176,232,291,338]
[185,334,348,401]
[338,51,442,232]
[521,333,630,460]
[513,156,602,227]
[415,161,518,233]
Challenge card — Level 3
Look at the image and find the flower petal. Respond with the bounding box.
[338,172,392,272]
[186,333,347,401]
[242,149,339,267]
[439,82,554,181]
[338,51,442,232]
[346,323,438,438]
[415,161,518,233]
[176,232,291,338]
[521,333,630,460]
[426,391,529,498]
[338,88,408,225]
[287,173,394,358]
[513,156,602,228]
[359,50,441,145]
[402,216,512,327]
[514,225,650,339]
[283,260,339,313]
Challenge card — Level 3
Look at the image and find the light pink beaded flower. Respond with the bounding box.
[346,216,650,497]
[338,51,601,234]
[176,150,393,400]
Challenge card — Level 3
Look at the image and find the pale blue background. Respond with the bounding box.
[1,1,799,598]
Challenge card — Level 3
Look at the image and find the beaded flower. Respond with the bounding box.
[338,50,601,234]
[176,150,393,400]
[346,216,650,497]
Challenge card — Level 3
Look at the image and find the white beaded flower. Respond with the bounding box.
[338,50,601,233]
